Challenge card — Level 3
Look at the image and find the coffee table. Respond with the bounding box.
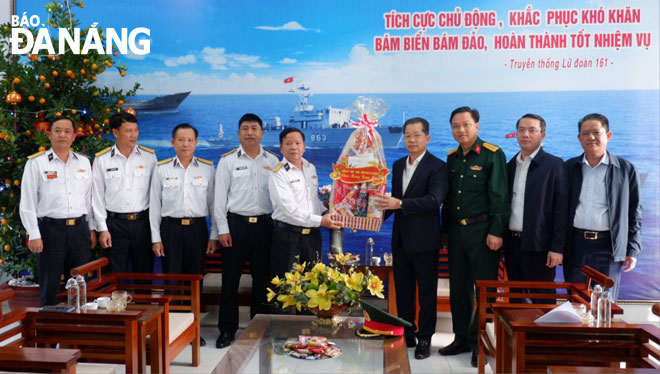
[214,314,411,373]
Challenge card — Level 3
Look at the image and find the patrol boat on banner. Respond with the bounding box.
[207,84,403,148]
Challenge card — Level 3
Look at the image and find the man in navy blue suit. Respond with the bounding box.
[504,114,568,301]
[374,117,448,360]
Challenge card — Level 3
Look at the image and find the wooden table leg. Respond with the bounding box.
[388,268,397,315]
[150,313,164,374]
[512,330,525,374]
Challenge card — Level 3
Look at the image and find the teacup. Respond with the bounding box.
[95,296,111,309]
[106,299,124,312]
[371,256,381,266]
[112,290,132,308]
[83,302,98,310]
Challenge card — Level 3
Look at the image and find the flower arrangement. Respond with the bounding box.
[318,184,332,210]
[267,253,384,312]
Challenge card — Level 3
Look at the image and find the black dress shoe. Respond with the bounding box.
[437,340,471,356]
[215,331,235,349]
[404,334,417,348]
[471,348,478,367]
[414,339,431,359]
[200,337,206,347]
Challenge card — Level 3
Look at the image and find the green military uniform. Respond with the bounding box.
[444,136,509,348]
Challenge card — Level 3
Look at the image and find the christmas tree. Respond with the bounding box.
[0,0,140,282]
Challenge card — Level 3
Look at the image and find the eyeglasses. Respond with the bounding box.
[516,128,542,134]
[579,130,605,138]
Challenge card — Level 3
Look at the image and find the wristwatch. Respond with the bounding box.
[399,199,403,208]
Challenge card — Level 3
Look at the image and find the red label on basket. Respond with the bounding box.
[330,164,389,185]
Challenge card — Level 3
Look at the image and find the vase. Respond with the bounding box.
[4,279,40,309]
[309,303,350,326]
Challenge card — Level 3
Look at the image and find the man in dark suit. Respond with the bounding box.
[564,113,642,301]
[374,117,448,360]
[505,114,567,302]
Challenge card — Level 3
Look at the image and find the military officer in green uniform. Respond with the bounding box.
[438,106,509,367]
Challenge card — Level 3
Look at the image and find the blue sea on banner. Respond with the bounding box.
[132,90,659,300]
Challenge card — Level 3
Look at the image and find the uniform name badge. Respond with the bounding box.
[192,176,208,187]
[232,166,249,178]
[44,170,58,180]
[163,176,179,188]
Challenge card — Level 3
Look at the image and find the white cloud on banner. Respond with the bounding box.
[279,58,297,64]
[202,47,229,70]
[255,21,320,33]
[164,54,196,67]
[201,48,269,70]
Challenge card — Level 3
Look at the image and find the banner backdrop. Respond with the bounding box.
[19,0,660,300]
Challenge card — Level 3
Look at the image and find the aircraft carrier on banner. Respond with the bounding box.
[208,84,403,149]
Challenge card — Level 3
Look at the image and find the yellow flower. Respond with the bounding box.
[277,294,302,311]
[285,271,301,285]
[303,270,319,285]
[271,275,283,286]
[326,268,341,282]
[266,288,277,302]
[305,284,337,311]
[293,262,306,272]
[311,262,326,273]
[344,272,364,292]
[336,253,351,265]
[367,276,384,298]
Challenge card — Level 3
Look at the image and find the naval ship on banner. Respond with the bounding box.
[208,83,403,148]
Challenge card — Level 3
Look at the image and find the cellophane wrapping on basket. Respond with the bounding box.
[329,97,390,231]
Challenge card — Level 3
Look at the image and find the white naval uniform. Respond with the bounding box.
[214,146,280,332]
[214,145,280,235]
[19,148,94,306]
[20,148,94,239]
[150,156,218,242]
[269,157,326,228]
[91,144,156,232]
[268,157,327,278]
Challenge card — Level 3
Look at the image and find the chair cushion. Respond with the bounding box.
[437,278,450,297]
[77,363,117,374]
[486,321,495,349]
[202,273,253,294]
[169,312,195,344]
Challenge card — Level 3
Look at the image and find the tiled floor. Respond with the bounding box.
[2,301,657,373]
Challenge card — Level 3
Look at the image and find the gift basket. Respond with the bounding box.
[329,97,390,231]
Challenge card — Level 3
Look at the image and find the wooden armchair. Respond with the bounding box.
[476,265,615,374]
[69,257,203,371]
[201,252,252,311]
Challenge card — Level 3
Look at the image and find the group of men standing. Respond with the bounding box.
[19,112,339,349]
[374,107,642,367]
[19,106,642,361]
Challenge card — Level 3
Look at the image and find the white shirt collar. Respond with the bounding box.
[238,144,264,160]
[581,152,609,167]
[282,157,307,171]
[516,146,541,164]
[407,151,426,167]
[173,155,198,168]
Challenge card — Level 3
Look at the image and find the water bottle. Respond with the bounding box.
[590,284,602,317]
[365,238,375,265]
[66,277,80,312]
[597,290,612,327]
[76,274,87,307]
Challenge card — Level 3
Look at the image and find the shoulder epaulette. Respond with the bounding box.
[95,147,111,157]
[27,150,45,159]
[138,145,155,154]
[265,149,279,158]
[272,163,282,172]
[447,147,458,156]
[157,158,173,166]
[222,149,238,158]
[197,157,214,166]
[482,142,500,152]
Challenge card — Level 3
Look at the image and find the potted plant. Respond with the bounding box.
[267,253,385,325]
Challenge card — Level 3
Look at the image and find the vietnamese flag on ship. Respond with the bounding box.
[284,76,294,83]
[505,132,516,139]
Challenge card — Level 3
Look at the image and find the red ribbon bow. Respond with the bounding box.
[351,113,378,139]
